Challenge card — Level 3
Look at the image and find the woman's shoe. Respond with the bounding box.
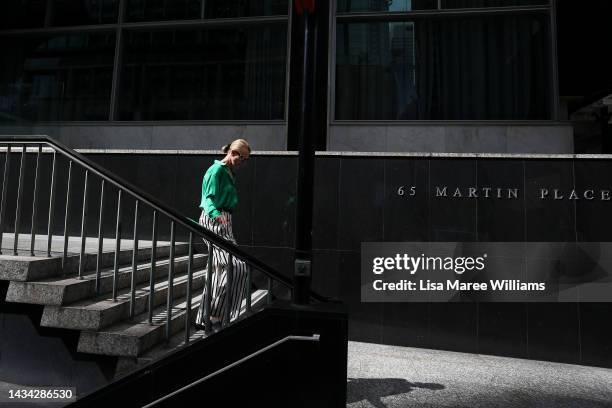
[192,316,221,331]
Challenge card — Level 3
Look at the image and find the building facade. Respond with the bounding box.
[2,0,612,370]
[1,0,575,153]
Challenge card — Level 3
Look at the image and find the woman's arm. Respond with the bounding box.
[202,167,228,225]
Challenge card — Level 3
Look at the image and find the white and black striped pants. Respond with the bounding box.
[196,210,249,324]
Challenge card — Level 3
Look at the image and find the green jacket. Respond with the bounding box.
[199,160,238,219]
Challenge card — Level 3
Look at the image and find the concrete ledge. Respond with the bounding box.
[0,241,189,282]
[41,267,206,330]
[77,288,267,358]
[112,289,267,378]
[77,293,204,357]
[0,256,62,281]
[0,123,288,151]
[6,253,206,306]
[316,151,607,159]
[328,123,575,154]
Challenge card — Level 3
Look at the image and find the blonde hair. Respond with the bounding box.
[222,139,251,154]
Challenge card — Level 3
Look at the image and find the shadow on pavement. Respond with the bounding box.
[347,377,445,408]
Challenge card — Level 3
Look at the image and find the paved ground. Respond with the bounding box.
[347,341,612,408]
[2,340,611,407]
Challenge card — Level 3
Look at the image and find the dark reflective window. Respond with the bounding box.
[337,0,437,13]
[126,0,202,22]
[336,14,551,120]
[442,0,548,8]
[0,33,116,122]
[126,0,288,21]
[204,0,288,18]
[0,0,46,29]
[52,0,119,26]
[118,25,287,120]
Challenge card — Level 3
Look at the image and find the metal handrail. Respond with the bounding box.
[141,334,320,408]
[0,135,327,302]
[0,135,331,346]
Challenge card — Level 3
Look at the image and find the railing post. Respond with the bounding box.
[0,138,302,314]
[95,179,105,295]
[245,265,252,314]
[0,145,12,254]
[223,253,234,326]
[62,160,73,270]
[165,221,176,341]
[148,210,157,324]
[46,150,57,257]
[204,241,213,334]
[30,144,42,256]
[78,170,89,279]
[267,277,272,305]
[184,232,194,344]
[112,189,122,301]
[130,200,139,318]
[13,145,27,255]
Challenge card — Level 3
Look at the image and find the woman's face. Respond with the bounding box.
[229,147,250,169]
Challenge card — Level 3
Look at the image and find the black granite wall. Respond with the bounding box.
[2,151,610,368]
[90,153,612,369]
[310,156,612,369]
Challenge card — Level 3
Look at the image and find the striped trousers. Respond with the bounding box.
[196,210,249,324]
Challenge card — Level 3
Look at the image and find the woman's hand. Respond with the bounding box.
[215,213,229,226]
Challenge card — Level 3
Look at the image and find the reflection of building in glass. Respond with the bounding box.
[119,26,286,121]
[338,0,422,12]
[337,0,391,12]
[336,21,396,119]
[336,13,553,121]
[0,0,594,154]
[390,22,417,118]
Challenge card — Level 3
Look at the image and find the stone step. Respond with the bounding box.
[124,289,268,375]
[114,328,210,379]
[78,289,268,358]
[0,242,189,282]
[40,262,208,331]
[5,252,207,306]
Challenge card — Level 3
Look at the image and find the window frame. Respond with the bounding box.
[0,0,292,123]
[328,0,558,124]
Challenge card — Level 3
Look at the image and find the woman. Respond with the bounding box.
[195,139,251,327]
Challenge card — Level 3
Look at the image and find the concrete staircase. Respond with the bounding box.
[0,235,267,377]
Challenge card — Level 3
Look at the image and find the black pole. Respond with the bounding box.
[293,0,317,305]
